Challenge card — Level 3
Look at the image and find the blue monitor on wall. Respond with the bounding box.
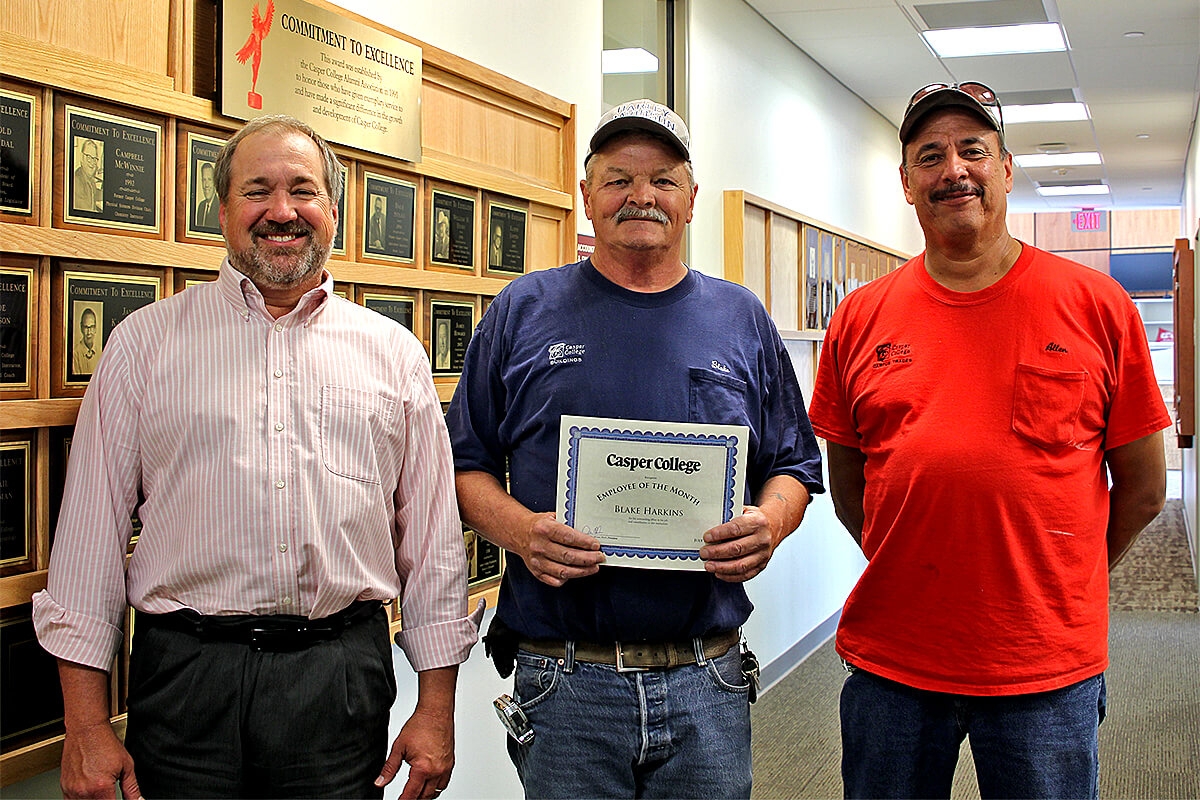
[1109,251,1174,294]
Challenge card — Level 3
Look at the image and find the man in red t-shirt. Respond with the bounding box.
[808,81,1170,799]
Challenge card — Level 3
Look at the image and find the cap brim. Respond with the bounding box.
[586,117,690,163]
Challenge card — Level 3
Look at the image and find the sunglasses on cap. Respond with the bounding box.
[905,81,1003,127]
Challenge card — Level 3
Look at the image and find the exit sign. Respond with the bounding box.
[1072,210,1106,232]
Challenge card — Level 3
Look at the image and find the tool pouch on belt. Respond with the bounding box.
[483,614,519,679]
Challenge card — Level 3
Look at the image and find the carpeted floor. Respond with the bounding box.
[751,495,1200,799]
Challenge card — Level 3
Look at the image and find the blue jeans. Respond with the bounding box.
[840,668,1106,800]
[507,641,752,799]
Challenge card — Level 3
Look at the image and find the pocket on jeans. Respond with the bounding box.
[513,652,562,708]
[704,646,750,694]
[1011,364,1087,448]
[319,386,395,483]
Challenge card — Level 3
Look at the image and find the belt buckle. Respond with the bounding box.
[614,642,648,672]
[249,624,308,652]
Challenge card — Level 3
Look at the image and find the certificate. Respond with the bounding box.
[557,416,748,570]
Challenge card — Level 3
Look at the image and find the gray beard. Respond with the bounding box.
[229,239,330,288]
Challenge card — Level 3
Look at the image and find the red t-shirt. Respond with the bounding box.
[808,244,1171,695]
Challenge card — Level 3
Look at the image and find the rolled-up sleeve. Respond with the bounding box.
[33,334,142,671]
[391,356,482,672]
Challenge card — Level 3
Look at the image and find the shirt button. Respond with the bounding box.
[274,422,284,431]
[275,480,285,489]
[278,542,288,553]
[273,368,283,378]
[282,595,292,605]
[274,323,284,332]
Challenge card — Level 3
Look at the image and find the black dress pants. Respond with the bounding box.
[125,609,396,798]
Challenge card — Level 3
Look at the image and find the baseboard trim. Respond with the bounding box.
[758,609,841,696]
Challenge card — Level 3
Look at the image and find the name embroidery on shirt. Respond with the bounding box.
[872,342,913,369]
[548,342,585,366]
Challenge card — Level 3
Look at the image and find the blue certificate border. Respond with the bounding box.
[563,423,742,563]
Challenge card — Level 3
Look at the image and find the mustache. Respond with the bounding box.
[930,182,983,202]
[252,220,313,237]
[614,206,670,224]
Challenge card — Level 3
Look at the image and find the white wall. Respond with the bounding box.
[684,0,926,281]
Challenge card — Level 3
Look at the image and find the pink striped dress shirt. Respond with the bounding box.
[34,262,481,673]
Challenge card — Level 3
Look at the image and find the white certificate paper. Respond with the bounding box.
[557,416,749,570]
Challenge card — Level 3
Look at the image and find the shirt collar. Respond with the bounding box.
[217,259,333,325]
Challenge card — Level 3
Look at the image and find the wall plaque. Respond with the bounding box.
[62,270,161,387]
[429,299,474,376]
[486,202,528,276]
[362,172,415,263]
[464,527,504,590]
[63,105,162,233]
[0,606,65,748]
[430,190,475,270]
[0,87,35,215]
[184,132,225,240]
[362,291,415,332]
[331,161,348,255]
[219,0,422,162]
[0,266,33,391]
[0,437,33,573]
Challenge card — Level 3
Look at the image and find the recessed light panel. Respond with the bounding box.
[923,23,1066,58]
[1014,152,1102,168]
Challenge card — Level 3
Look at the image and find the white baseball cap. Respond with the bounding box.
[585,99,691,164]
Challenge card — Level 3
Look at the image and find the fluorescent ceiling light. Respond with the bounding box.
[1036,184,1110,196]
[1004,102,1089,124]
[923,23,1067,58]
[602,48,659,74]
[1014,152,1102,168]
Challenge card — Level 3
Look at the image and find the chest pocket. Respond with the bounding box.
[320,386,396,483]
[688,367,751,427]
[1011,364,1087,448]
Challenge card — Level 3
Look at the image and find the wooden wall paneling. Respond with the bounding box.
[769,214,799,330]
[1034,211,1110,252]
[1111,208,1181,250]
[741,203,767,305]
[0,0,173,77]
[1174,237,1194,447]
[528,204,566,274]
[1056,249,1110,274]
[722,189,746,285]
[1007,212,1035,244]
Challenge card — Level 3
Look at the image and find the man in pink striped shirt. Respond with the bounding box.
[34,115,482,800]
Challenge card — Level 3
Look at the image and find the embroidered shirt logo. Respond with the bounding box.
[548,342,585,366]
[1045,342,1069,354]
[872,342,913,369]
[710,360,731,374]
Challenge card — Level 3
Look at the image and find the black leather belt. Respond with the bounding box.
[138,600,383,652]
[519,629,739,672]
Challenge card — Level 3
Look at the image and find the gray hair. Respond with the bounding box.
[214,115,344,205]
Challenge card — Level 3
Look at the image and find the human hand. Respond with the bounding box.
[698,505,777,582]
[376,706,454,799]
[521,512,605,587]
[59,722,142,800]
